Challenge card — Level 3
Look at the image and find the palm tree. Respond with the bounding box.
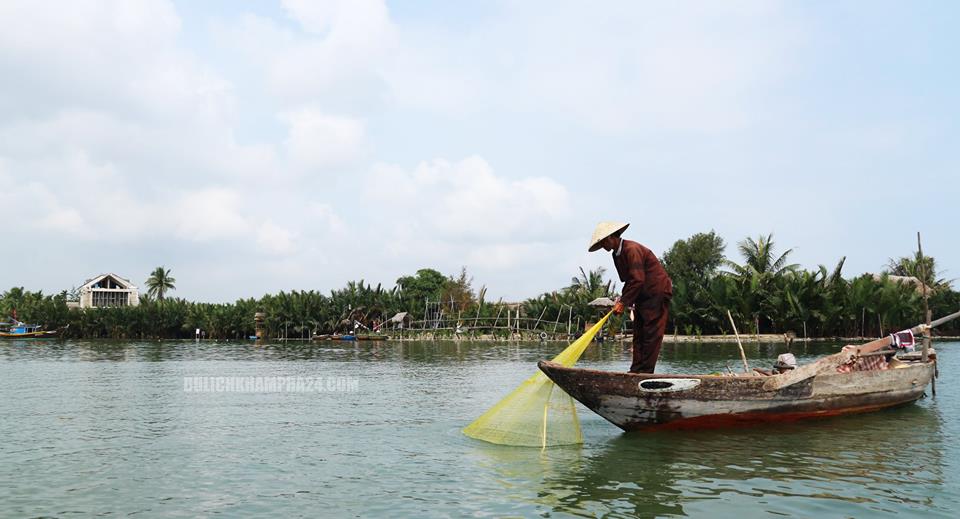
[885,252,951,290]
[725,234,799,333]
[146,267,176,301]
[726,234,798,279]
[568,267,613,300]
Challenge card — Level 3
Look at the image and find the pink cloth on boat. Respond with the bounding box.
[836,347,889,373]
[890,330,916,351]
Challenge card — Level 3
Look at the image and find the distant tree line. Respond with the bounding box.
[1,268,498,340]
[2,232,958,340]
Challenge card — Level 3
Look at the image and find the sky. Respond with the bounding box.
[1,0,957,303]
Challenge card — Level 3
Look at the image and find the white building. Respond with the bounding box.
[77,273,140,309]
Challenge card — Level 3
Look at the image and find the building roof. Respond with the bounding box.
[872,274,930,294]
[588,297,616,307]
[80,273,138,290]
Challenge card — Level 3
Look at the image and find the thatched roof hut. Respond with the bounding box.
[873,274,931,294]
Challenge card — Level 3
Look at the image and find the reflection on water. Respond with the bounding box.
[0,337,849,365]
[1,339,958,517]
[468,405,947,517]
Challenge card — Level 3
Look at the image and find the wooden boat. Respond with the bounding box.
[540,355,934,431]
[0,322,63,339]
[539,311,958,432]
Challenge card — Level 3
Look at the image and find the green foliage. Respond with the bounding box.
[146,266,176,301]
[524,267,618,333]
[396,268,447,319]
[3,240,959,340]
[441,267,477,312]
[723,234,800,332]
[661,232,728,335]
[662,231,726,287]
[1,267,481,339]
[885,252,952,290]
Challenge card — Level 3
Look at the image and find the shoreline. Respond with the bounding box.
[20,334,960,344]
[299,333,960,344]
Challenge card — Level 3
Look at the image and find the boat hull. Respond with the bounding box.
[0,330,60,339]
[538,360,935,431]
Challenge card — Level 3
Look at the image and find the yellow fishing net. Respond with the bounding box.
[463,312,612,448]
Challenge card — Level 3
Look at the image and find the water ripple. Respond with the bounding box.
[0,340,958,517]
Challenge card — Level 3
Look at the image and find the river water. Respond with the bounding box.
[1,339,957,517]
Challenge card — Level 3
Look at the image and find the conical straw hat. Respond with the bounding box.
[588,221,629,252]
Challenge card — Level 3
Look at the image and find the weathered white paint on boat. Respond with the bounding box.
[538,359,936,431]
[637,378,702,393]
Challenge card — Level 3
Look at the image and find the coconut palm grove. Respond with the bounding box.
[3,233,958,340]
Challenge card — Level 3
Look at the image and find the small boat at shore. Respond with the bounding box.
[0,321,64,339]
[539,311,958,432]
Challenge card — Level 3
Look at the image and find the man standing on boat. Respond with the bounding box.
[589,222,672,373]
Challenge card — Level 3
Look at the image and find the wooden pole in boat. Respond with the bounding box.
[727,310,750,374]
[918,232,932,362]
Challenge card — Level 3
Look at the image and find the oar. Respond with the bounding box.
[762,309,960,392]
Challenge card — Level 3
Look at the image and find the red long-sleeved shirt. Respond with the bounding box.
[613,239,673,307]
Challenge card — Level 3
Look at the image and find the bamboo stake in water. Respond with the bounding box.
[533,306,547,330]
[727,310,751,374]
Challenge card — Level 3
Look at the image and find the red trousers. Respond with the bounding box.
[630,295,671,373]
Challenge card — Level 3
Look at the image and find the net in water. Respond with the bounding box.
[463,312,612,448]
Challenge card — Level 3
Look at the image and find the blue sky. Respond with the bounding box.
[1,0,957,302]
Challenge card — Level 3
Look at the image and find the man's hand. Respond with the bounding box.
[612,301,625,315]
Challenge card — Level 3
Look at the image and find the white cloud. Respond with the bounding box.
[214,0,398,104]
[281,0,393,39]
[256,221,298,256]
[215,1,796,134]
[465,242,557,271]
[2,0,955,302]
[0,0,238,124]
[37,208,87,236]
[306,203,348,236]
[171,188,247,242]
[0,162,89,237]
[281,109,365,170]
[380,1,797,132]
[366,163,417,199]
[0,1,290,249]
[365,156,573,269]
